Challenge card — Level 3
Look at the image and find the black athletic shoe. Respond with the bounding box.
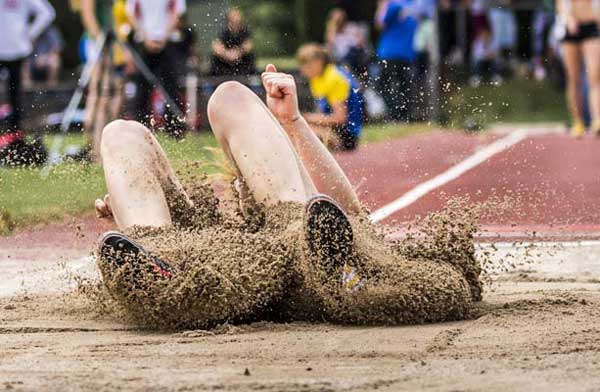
[304,194,361,291]
[99,231,176,278]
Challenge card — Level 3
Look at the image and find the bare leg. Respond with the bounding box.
[110,77,125,119]
[92,60,112,162]
[100,119,191,230]
[582,38,600,129]
[84,63,101,150]
[561,43,584,126]
[208,81,317,205]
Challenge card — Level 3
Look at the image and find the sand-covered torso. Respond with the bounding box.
[97,181,482,330]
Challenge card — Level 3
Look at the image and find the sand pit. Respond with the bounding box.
[2,239,600,391]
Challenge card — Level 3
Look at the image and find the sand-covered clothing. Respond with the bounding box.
[97,182,481,330]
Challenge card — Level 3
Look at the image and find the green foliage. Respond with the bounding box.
[233,0,298,56]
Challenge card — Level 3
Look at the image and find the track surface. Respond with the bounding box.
[338,128,600,237]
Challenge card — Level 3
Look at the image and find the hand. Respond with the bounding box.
[224,49,241,62]
[94,194,113,220]
[144,39,165,53]
[261,64,301,126]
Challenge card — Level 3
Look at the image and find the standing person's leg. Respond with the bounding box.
[561,43,584,136]
[84,63,101,146]
[208,81,317,206]
[157,47,185,137]
[6,59,24,130]
[133,50,154,126]
[378,59,396,121]
[100,119,191,230]
[90,58,112,162]
[581,38,600,133]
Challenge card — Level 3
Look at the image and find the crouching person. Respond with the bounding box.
[297,44,363,151]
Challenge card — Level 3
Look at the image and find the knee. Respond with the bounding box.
[101,120,151,156]
[208,81,253,119]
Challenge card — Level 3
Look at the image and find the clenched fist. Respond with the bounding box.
[261,64,302,126]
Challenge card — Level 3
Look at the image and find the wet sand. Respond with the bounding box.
[3,242,600,391]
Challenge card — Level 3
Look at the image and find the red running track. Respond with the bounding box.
[337,130,600,239]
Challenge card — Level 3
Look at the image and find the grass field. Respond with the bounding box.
[0,123,431,233]
[443,77,568,128]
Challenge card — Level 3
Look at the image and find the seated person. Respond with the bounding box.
[93,64,481,330]
[297,44,363,151]
[211,7,256,76]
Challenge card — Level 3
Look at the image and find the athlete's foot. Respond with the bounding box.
[304,194,361,292]
[570,121,585,138]
[99,231,176,279]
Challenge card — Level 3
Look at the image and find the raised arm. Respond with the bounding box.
[261,64,361,214]
[28,0,55,41]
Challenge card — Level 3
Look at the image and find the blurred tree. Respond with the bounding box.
[233,0,297,57]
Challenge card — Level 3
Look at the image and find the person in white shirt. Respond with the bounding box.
[0,0,55,134]
[126,0,187,138]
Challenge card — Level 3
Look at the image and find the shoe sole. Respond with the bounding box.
[304,195,354,270]
[100,231,176,278]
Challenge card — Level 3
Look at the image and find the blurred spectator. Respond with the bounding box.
[375,0,418,122]
[0,0,54,165]
[531,0,554,81]
[127,0,187,137]
[488,0,517,74]
[0,0,54,140]
[556,0,600,137]
[297,43,363,151]
[211,8,256,76]
[469,27,502,86]
[171,14,198,71]
[24,25,63,88]
[324,8,369,77]
[469,0,490,37]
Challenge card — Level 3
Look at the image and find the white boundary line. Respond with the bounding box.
[369,129,529,223]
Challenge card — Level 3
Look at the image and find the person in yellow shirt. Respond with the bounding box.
[297,43,363,151]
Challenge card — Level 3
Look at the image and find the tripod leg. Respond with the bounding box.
[42,34,111,174]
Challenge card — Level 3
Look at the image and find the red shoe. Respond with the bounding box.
[0,131,24,151]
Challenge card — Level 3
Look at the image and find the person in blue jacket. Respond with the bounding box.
[375,0,418,122]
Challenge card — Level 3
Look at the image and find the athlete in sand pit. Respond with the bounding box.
[95,65,480,329]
